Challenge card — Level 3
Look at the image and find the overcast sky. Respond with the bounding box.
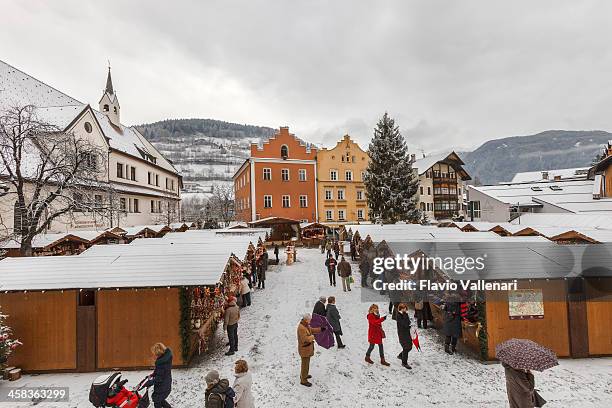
[3,1,612,152]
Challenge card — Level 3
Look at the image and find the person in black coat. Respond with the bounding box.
[442,295,463,355]
[414,293,433,329]
[146,343,173,408]
[359,257,370,287]
[325,255,337,286]
[274,244,280,263]
[312,296,327,316]
[350,241,357,261]
[325,296,345,348]
[395,303,413,369]
[250,257,257,285]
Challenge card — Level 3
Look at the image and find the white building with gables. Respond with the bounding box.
[0,60,181,232]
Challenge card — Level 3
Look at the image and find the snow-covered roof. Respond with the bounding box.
[348,224,546,243]
[0,248,240,291]
[121,224,170,236]
[0,230,119,249]
[79,235,256,259]
[386,241,611,280]
[0,230,259,291]
[215,227,270,236]
[411,152,450,174]
[510,167,590,183]
[469,179,612,212]
[0,60,177,174]
[511,213,612,229]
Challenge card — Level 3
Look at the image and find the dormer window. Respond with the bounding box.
[103,104,109,112]
[280,145,289,159]
[113,106,117,114]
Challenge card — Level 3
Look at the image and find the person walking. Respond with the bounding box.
[224,296,240,356]
[326,296,345,349]
[320,238,326,254]
[337,256,352,292]
[146,343,173,408]
[503,363,536,408]
[274,244,279,263]
[350,241,357,261]
[395,303,413,369]
[256,257,266,289]
[239,274,251,307]
[325,255,337,286]
[204,370,232,408]
[442,295,462,355]
[312,296,327,316]
[365,304,390,366]
[233,359,255,408]
[332,240,340,259]
[297,313,323,387]
[325,240,333,258]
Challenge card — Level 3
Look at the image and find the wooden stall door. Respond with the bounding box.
[77,305,96,372]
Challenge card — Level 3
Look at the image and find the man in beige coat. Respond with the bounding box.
[297,313,323,387]
[224,296,240,356]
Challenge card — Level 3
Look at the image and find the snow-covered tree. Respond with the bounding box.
[0,308,21,365]
[364,112,420,223]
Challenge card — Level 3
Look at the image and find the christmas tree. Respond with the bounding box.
[364,112,420,223]
[0,308,20,365]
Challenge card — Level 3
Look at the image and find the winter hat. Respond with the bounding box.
[302,313,311,321]
[205,370,220,385]
[319,296,326,303]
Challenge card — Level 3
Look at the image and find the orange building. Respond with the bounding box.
[233,127,318,222]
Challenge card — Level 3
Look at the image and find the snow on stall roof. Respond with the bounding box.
[0,231,259,291]
[510,167,590,183]
[121,224,169,236]
[0,248,240,291]
[385,242,607,280]
[79,236,257,259]
[348,224,546,243]
[0,230,115,249]
[215,227,270,236]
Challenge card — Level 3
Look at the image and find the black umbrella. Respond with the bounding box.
[495,338,558,372]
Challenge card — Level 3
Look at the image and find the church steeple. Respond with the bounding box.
[105,67,114,94]
[99,64,121,127]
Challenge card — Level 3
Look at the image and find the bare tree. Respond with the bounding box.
[208,183,234,227]
[0,105,117,256]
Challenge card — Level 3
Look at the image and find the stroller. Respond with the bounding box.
[89,372,151,408]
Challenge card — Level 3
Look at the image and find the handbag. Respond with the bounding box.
[533,390,546,407]
[349,276,354,284]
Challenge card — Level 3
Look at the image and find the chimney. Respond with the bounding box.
[541,171,549,180]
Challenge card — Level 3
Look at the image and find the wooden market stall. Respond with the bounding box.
[248,216,301,243]
[0,230,127,258]
[0,233,260,372]
[384,241,612,359]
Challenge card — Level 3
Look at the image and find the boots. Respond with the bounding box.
[365,355,374,364]
[444,344,452,355]
[451,344,457,354]
[380,358,390,366]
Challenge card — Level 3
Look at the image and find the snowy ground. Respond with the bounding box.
[3,248,611,407]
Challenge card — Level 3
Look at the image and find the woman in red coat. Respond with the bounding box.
[365,304,390,366]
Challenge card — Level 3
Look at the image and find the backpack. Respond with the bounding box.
[208,387,236,408]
